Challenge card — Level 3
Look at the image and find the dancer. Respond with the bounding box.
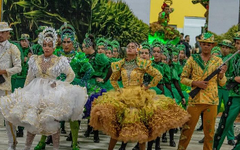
[82,34,111,143]
[13,33,32,138]
[0,22,22,150]
[213,32,240,150]
[178,33,227,150]
[0,27,88,150]
[90,42,190,150]
[35,23,92,150]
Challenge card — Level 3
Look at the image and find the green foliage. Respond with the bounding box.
[209,25,238,43]
[91,0,149,47]
[3,0,91,42]
[209,25,238,52]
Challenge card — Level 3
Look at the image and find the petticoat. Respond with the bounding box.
[90,86,190,143]
[0,78,88,135]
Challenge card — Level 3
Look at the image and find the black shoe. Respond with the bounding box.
[174,128,178,134]
[61,129,66,134]
[16,130,24,137]
[228,140,235,146]
[132,143,139,150]
[162,137,167,143]
[170,140,176,147]
[45,136,53,145]
[94,136,100,143]
[198,138,204,143]
[84,125,93,137]
[155,137,161,150]
[155,147,161,150]
[196,126,203,131]
[93,130,100,143]
[66,133,72,141]
[84,130,91,137]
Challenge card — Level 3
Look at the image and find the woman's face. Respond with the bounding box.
[161,55,168,64]
[179,50,185,60]
[139,49,150,60]
[152,47,161,61]
[106,50,112,58]
[43,41,54,57]
[97,45,106,54]
[113,48,119,58]
[62,38,74,53]
[126,43,137,56]
[172,55,178,62]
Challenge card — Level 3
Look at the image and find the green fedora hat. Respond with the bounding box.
[219,39,233,49]
[198,32,217,44]
[19,33,31,41]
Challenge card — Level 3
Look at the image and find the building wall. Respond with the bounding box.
[150,0,205,28]
[208,0,239,35]
[121,0,151,24]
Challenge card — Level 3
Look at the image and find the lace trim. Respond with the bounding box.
[28,55,38,76]
[51,56,70,77]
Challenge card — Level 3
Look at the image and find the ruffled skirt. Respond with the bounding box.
[90,86,190,143]
[0,78,88,135]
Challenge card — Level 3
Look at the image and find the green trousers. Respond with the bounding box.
[233,134,240,150]
[36,121,79,149]
[213,97,239,150]
[217,89,234,141]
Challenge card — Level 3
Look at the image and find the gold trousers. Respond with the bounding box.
[178,104,217,150]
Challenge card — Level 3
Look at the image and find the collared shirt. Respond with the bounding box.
[227,53,240,97]
[0,40,7,52]
[0,40,22,91]
[181,54,226,105]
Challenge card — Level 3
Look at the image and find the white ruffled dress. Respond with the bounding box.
[0,55,88,135]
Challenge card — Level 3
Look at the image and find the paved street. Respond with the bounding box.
[0,114,238,150]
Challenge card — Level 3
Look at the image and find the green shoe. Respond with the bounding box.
[72,144,79,150]
[34,142,46,150]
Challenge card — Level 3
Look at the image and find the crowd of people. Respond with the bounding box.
[0,20,239,150]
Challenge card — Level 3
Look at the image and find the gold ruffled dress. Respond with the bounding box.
[90,58,190,143]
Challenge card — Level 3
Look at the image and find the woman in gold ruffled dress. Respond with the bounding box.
[90,42,190,150]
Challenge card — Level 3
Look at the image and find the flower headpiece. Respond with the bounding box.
[111,40,120,51]
[141,41,151,51]
[96,37,107,49]
[172,46,179,56]
[151,39,164,51]
[211,46,221,55]
[107,40,114,51]
[83,33,93,48]
[177,44,186,54]
[60,22,76,42]
[38,27,58,48]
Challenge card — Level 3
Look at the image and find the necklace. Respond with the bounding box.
[41,55,54,74]
[124,59,137,79]
[43,56,52,62]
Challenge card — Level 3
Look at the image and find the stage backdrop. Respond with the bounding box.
[2,0,91,42]
[2,0,148,46]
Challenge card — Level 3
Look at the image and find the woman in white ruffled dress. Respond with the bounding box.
[0,27,88,150]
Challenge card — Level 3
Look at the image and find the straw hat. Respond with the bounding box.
[0,22,13,32]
